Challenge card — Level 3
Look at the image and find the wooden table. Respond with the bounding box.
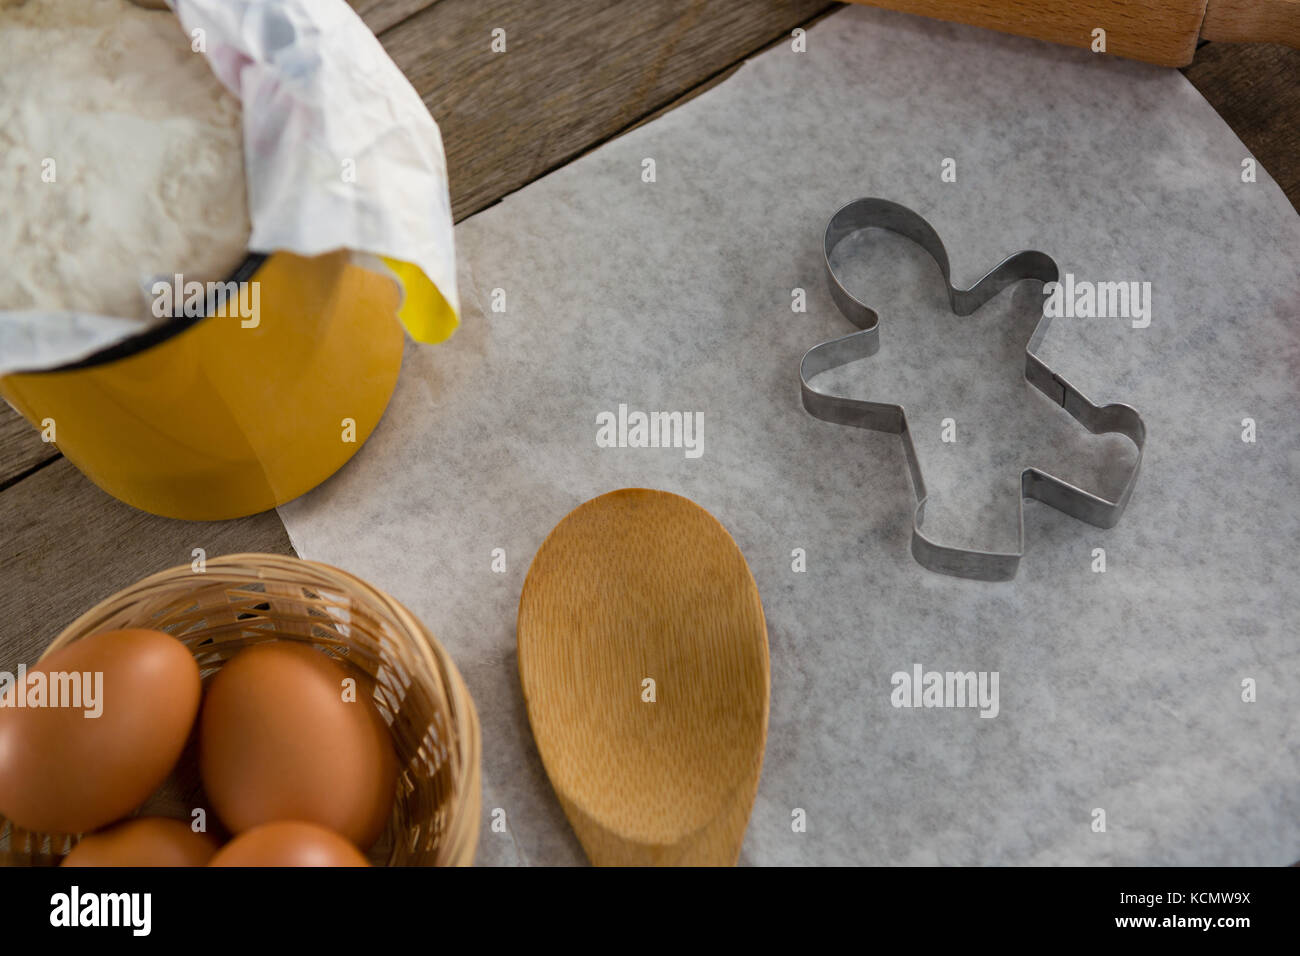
[2,1,1297,672]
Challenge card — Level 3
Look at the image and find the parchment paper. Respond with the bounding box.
[280,6,1300,865]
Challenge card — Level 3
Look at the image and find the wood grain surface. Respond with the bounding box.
[349,0,437,35]
[381,0,833,221]
[846,0,1210,65]
[0,412,55,490]
[0,460,292,665]
[517,489,769,866]
[1183,42,1300,205]
[1,1,1296,676]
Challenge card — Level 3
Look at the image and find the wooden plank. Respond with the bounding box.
[0,458,294,667]
[1183,42,1300,209]
[623,6,841,136]
[380,0,835,220]
[0,404,57,489]
[348,0,440,35]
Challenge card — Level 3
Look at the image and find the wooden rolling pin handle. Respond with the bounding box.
[848,0,1298,65]
[1202,0,1300,48]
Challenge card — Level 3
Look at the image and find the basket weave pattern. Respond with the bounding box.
[0,554,480,866]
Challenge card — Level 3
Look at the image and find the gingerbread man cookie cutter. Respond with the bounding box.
[800,198,1146,582]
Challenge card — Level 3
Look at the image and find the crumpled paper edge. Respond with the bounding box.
[174,0,460,344]
[0,0,458,379]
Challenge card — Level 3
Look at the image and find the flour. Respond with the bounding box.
[0,0,250,321]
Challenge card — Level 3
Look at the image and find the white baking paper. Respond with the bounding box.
[280,6,1300,865]
[0,0,457,377]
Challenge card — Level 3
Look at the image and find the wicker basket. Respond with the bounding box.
[0,553,480,866]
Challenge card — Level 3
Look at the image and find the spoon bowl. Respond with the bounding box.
[517,488,770,865]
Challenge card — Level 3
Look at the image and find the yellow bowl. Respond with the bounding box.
[0,250,404,520]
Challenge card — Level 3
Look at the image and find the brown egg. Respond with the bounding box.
[61,817,218,867]
[0,628,201,834]
[199,641,397,850]
[208,821,371,867]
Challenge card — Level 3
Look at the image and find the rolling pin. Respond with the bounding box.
[847,0,1300,65]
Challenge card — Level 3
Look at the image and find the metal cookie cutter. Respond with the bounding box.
[800,198,1146,582]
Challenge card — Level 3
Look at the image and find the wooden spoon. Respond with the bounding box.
[517,488,770,866]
